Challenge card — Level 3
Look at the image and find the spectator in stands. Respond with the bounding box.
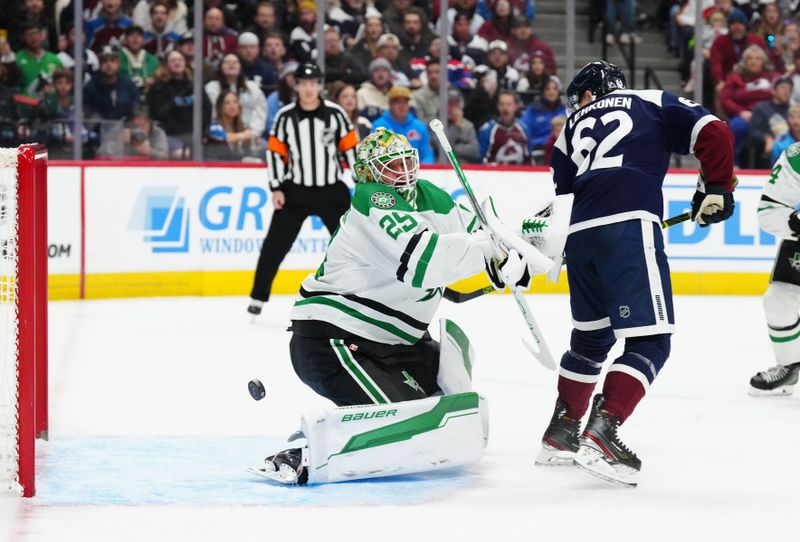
[752,2,784,51]
[205,53,267,139]
[175,31,212,82]
[544,114,566,165]
[147,49,211,158]
[262,31,288,77]
[682,9,728,94]
[398,11,433,72]
[56,23,100,83]
[206,90,263,161]
[480,0,536,21]
[604,0,641,45]
[351,15,385,67]
[143,1,181,58]
[289,0,318,63]
[247,1,280,45]
[16,22,63,98]
[781,22,800,72]
[771,104,800,163]
[465,65,501,129]
[478,0,514,42]
[478,89,530,164]
[746,76,792,168]
[323,25,368,85]
[411,57,440,127]
[327,79,372,139]
[330,0,381,48]
[507,17,556,75]
[516,51,552,102]
[238,31,277,92]
[446,89,479,163]
[97,106,169,159]
[42,68,82,155]
[711,9,778,92]
[85,45,140,121]
[0,39,22,89]
[384,0,427,42]
[10,0,57,52]
[448,12,488,66]
[0,61,20,146]
[203,7,238,70]
[520,77,566,161]
[372,85,434,163]
[85,0,133,53]
[374,33,412,85]
[447,0,485,36]
[120,25,160,92]
[484,40,520,90]
[265,61,297,135]
[357,57,394,121]
[133,0,187,35]
[720,44,779,164]
[194,0,241,33]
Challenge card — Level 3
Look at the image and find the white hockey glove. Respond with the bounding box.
[485,249,532,290]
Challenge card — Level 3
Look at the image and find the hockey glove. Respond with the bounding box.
[691,174,736,227]
[790,211,800,236]
[485,250,532,291]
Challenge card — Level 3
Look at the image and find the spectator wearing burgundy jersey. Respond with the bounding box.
[720,44,779,164]
[143,1,181,58]
[478,0,514,43]
[516,50,552,103]
[710,9,780,92]
[203,7,238,70]
[507,17,555,75]
[478,89,530,164]
[85,0,133,53]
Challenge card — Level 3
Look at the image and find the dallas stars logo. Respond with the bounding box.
[789,252,800,272]
[788,143,800,158]
[401,370,425,394]
[371,192,396,209]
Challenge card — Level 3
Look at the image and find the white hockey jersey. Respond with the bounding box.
[290,179,485,345]
[759,142,800,238]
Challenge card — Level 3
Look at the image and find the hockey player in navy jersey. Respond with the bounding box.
[535,61,736,487]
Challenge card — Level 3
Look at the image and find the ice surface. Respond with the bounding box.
[1,294,798,541]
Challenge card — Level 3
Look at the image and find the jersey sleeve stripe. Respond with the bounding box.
[396,229,428,282]
[300,287,428,330]
[689,114,718,154]
[411,233,440,288]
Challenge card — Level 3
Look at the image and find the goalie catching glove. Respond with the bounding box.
[691,171,736,227]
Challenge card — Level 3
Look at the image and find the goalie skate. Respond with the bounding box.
[748,362,800,397]
[572,395,640,488]
[535,399,580,467]
[248,448,308,485]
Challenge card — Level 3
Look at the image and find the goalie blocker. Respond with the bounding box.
[251,319,489,484]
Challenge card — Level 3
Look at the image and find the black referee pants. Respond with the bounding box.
[290,321,441,406]
[250,182,350,302]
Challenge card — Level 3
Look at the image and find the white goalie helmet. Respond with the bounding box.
[353,128,420,190]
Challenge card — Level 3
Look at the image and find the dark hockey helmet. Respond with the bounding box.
[294,62,323,81]
[566,61,626,113]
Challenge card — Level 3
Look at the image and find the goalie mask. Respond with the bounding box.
[354,128,420,202]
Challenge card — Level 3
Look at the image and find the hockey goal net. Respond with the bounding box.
[0,145,48,498]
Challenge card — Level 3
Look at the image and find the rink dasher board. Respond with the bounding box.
[43,163,777,298]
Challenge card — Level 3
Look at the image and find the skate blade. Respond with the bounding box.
[748,385,795,397]
[573,446,638,488]
[248,464,299,485]
[535,444,576,467]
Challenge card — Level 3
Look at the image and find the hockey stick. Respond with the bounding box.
[662,212,691,228]
[443,285,495,303]
[430,118,557,371]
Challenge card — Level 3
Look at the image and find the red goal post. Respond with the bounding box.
[0,145,48,498]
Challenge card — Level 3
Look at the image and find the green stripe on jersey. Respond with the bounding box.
[770,329,800,343]
[444,319,473,377]
[294,296,419,343]
[332,340,388,404]
[412,233,439,288]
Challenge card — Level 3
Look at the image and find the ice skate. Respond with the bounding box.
[535,398,580,466]
[249,448,308,485]
[748,362,800,397]
[247,299,264,317]
[573,395,641,488]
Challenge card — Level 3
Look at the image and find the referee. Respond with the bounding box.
[248,62,358,315]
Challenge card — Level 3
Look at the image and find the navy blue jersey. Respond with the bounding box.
[551,89,719,230]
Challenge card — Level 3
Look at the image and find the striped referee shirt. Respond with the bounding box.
[267,99,358,190]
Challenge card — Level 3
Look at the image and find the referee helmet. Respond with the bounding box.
[295,62,324,81]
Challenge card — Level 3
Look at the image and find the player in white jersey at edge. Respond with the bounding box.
[749,142,800,396]
[251,128,553,485]
[536,61,736,487]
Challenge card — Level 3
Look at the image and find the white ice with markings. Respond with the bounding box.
[1,294,798,541]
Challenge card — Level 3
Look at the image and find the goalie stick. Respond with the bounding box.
[430,118,556,371]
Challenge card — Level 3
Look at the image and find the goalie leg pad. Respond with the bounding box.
[437,319,475,394]
[763,281,800,364]
[301,392,488,484]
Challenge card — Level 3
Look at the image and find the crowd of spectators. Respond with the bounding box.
[0,0,569,164]
[670,0,800,168]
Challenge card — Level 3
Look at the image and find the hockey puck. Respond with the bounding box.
[248,379,266,401]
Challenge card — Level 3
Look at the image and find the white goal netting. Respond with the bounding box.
[0,147,21,494]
